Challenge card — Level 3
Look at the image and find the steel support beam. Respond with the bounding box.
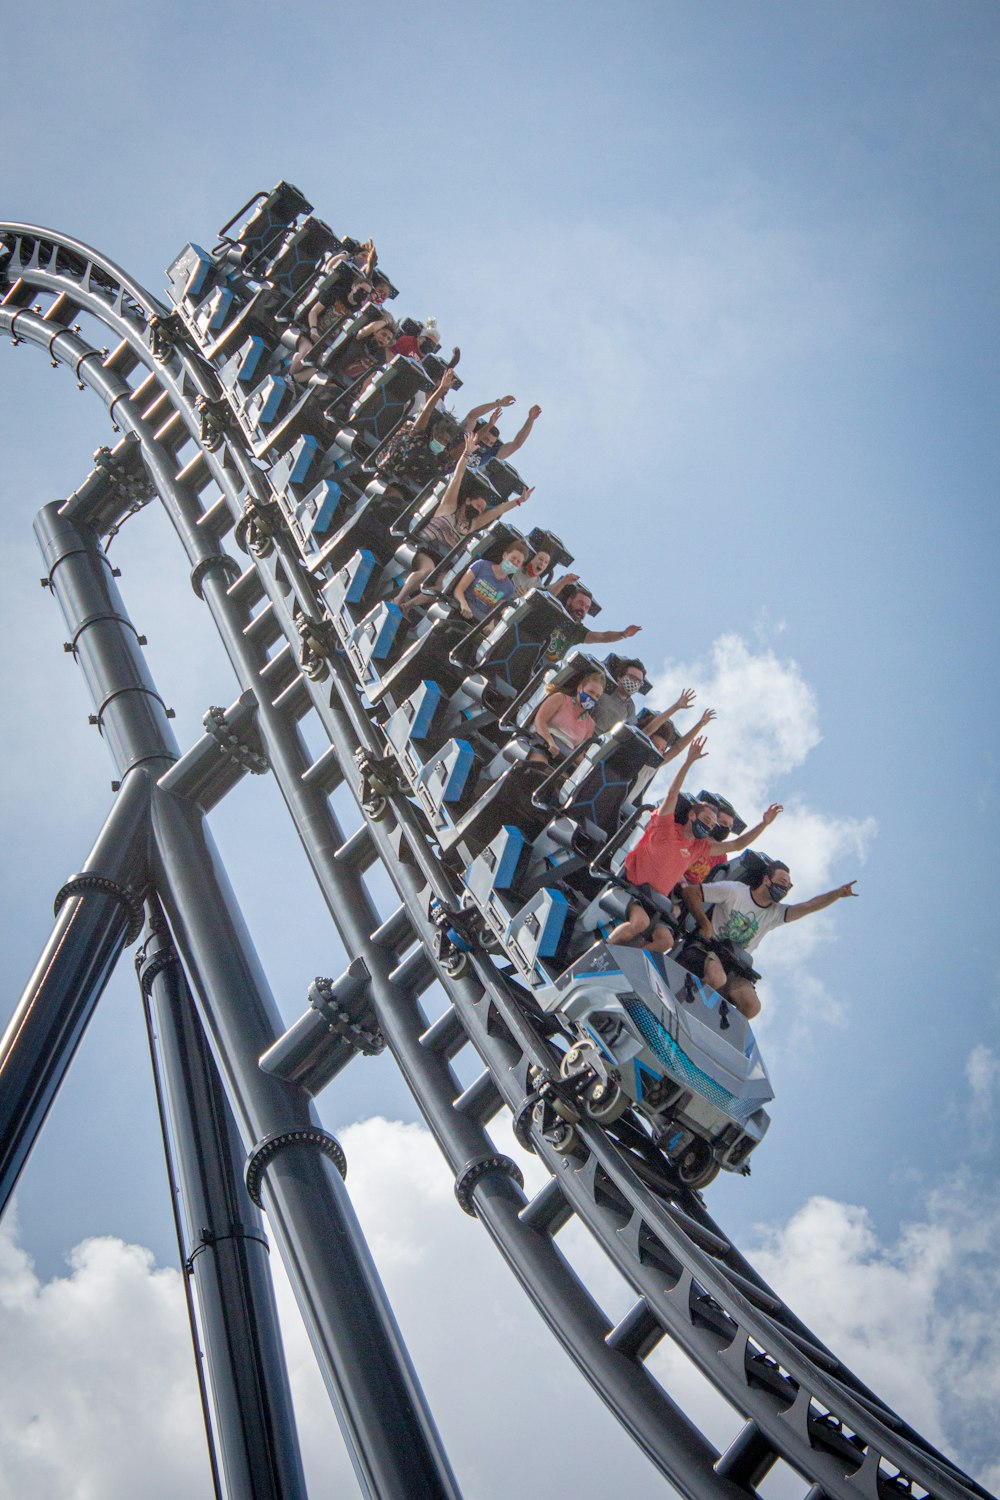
[32,500,462,1500]
[0,773,149,1216]
[150,781,461,1500]
[139,916,307,1500]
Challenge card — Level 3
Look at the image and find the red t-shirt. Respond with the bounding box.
[392,334,422,359]
[684,849,727,885]
[625,815,713,899]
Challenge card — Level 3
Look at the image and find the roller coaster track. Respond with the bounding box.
[0,219,991,1500]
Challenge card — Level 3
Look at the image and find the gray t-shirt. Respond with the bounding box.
[700,880,788,953]
[591,689,634,736]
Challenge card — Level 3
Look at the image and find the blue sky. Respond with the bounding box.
[1,2,998,1495]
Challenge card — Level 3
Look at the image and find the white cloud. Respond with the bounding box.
[745,1188,1000,1491]
[0,1210,209,1500]
[638,632,876,1049]
[2,1118,996,1498]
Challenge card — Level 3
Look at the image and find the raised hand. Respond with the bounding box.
[515,486,535,506]
[528,404,542,420]
[622,624,642,638]
[440,367,457,390]
[761,803,783,826]
[837,881,858,898]
[461,430,478,456]
[676,687,696,711]
[697,708,717,728]
[687,735,709,762]
[496,394,516,407]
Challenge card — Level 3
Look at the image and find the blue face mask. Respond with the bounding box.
[578,690,598,710]
[691,818,714,841]
[767,882,790,903]
[428,438,446,455]
[499,559,520,576]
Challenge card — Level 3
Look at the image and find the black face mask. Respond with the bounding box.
[691,818,714,841]
[462,503,480,523]
[712,826,731,842]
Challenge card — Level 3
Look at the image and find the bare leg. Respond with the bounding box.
[722,976,761,1020]
[393,554,436,610]
[607,901,651,947]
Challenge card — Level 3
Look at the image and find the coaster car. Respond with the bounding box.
[534,940,773,1187]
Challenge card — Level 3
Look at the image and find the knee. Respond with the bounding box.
[646,923,674,953]
[726,981,761,1020]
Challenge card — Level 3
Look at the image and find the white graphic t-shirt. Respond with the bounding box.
[701,880,787,953]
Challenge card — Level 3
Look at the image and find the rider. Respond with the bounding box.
[678,863,859,1019]
[605,737,782,953]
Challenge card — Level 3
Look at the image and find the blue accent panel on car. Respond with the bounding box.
[440,740,475,802]
[368,603,403,661]
[535,888,569,958]
[287,433,318,485]
[492,826,526,889]
[409,681,442,740]
[307,480,342,537]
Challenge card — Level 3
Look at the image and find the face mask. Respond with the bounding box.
[767,882,790,902]
[691,818,715,841]
[620,676,642,695]
[712,826,731,842]
[500,559,520,576]
[578,690,598,711]
[428,438,446,455]
[462,503,481,522]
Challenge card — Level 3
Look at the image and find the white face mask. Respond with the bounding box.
[428,438,446,455]
[621,675,642,694]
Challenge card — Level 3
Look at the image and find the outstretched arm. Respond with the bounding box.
[462,394,516,431]
[644,688,696,739]
[583,623,643,645]
[413,366,456,432]
[469,486,535,533]
[725,803,783,855]
[657,736,708,818]
[434,431,477,516]
[658,708,717,765]
[784,882,858,923]
[497,404,541,461]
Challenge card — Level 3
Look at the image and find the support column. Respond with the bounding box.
[139,915,307,1500]
[151,781,462,1500]
[0,772,149,1215]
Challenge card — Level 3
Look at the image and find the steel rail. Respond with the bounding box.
[1,220,992,1500]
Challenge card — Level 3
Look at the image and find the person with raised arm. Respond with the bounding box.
[678,865,858,1019]
[376,366,464,489]
[540,578,642,666]
[462,399,543,468]
[392,431,534,613]
[606,737,783,953]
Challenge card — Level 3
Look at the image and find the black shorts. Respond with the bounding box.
[677,940,760,985]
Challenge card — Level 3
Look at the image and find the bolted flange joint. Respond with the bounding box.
[245,1128,347,1208]
[135,945,181,998]
[203,704,269,775]
[309,974,385,1056]
[190,553,242,600]
[454,1154,524,1218]
[54,873,145,945]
